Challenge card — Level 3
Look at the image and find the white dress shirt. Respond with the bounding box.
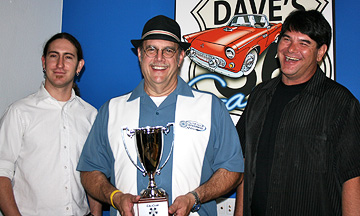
[0,83,97,215]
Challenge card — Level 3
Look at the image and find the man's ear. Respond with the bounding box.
[137,47,142,61]
[76,59,85,74]
[41,56,46,69]
[317,44,328,62]
[177,50,186,67]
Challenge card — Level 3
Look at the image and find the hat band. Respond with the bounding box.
[141,30,180,42]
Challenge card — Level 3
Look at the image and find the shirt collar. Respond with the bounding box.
[264,66,327,100]
[35,81,85,108]
[127,76,194,102]
[301,66,328,98]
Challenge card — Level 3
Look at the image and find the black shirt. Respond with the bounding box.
[251,81,307,215]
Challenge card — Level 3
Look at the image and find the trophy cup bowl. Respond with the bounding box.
[122,123,174,216]
[134,126,167,198]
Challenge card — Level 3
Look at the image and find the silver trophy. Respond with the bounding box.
[122,123,174,216]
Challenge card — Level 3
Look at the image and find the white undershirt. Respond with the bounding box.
[150,96,167,107]
[58,101,67,107]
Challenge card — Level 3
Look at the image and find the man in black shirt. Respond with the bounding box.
[235,10,360,215]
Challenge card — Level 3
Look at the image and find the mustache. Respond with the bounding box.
[150,63,169,67]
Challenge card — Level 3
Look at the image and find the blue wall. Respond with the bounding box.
[334,1,359,99]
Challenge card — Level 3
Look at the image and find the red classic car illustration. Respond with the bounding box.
[183,14,282,78]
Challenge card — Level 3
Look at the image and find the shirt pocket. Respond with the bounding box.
[292,133,328,173]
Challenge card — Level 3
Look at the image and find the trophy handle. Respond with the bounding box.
[162,122,173,135]
[121,127,147,175]
[156,140,174,175]
[156,123,174,175]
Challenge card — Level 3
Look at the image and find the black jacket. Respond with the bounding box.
[237,68,360,215]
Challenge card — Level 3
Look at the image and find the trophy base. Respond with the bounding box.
[134,197,169,216]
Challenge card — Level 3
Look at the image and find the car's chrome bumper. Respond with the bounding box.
[186,48,244,78]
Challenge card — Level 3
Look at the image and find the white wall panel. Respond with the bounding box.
[0,0,63,115]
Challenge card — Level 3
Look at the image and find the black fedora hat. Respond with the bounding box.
[131,15,191,50]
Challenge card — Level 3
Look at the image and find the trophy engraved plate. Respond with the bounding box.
[134,197,168,216]
[122,123,174,216]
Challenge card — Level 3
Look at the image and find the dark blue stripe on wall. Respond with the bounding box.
[334,0,360,100]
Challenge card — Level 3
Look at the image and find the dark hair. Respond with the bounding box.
[42,32,83,60]
[279,10,332,48]
[43,32,84,96]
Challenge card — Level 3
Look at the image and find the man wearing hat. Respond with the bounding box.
[77,15,244,216]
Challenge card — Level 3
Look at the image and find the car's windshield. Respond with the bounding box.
[228,15,268,28]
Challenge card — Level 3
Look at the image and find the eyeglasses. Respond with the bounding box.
[142,46,178,58]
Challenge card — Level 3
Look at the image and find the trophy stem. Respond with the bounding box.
[149,173,156,186]
[140,172,167,198]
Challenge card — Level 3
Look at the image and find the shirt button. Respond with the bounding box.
[156,112,159,115]
[64,146,67,149]
[63,126,66,129]
[66,207,69,210]
[64,166,67,169]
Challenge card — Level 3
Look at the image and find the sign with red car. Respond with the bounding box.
[176,0,334,118]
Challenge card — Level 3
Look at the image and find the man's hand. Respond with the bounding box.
[342,176,360,216]
[0,177,21,216]
[112,192,141,216]
[168,169,242,215]
[168,193,194,216]
[80,171,141,215]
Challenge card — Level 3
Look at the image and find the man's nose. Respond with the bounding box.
[155,49,165,61]
[57,57,64,68]
[287,42,297,53]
